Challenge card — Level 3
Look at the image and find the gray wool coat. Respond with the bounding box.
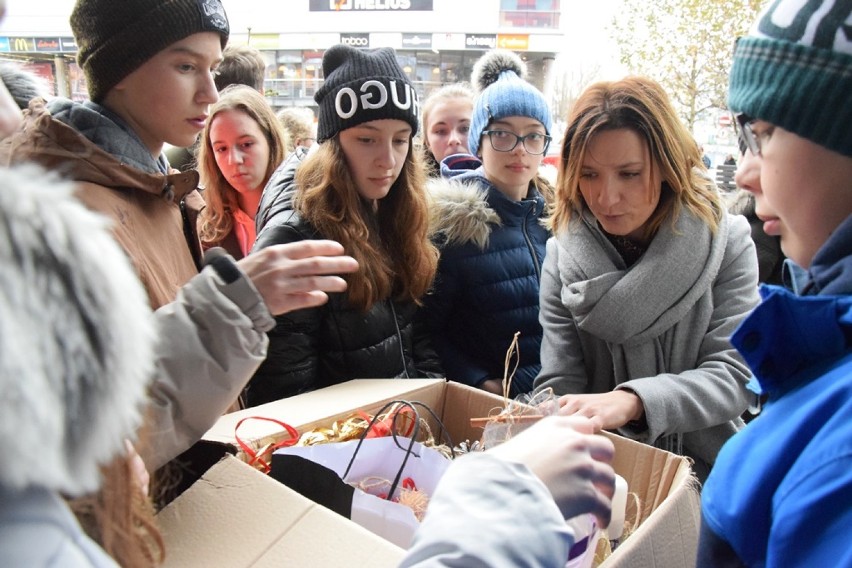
[535,206,760,472]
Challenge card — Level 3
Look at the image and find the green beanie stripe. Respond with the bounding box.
[729,37,852,158]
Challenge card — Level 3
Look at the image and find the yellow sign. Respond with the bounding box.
[11,37,35,52]
[497,34,529,51]
[248,34,280,50]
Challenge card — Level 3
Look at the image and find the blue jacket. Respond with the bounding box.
[421,159,549,396]
[698,216,852,567]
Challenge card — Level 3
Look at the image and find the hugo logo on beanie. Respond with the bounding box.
[314,44,419,143]
[71,0,230,102]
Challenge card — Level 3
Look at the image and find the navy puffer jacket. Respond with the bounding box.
[421,164,549,396]
[247,159,443,407]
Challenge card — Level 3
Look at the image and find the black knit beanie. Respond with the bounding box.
[314,44,419,143]
[71,0,230,102]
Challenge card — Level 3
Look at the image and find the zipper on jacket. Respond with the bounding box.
[522,201,542,280]
[389,301,411,378]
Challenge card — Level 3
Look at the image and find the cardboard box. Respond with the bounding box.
[599,432,701,568]
[157,455,406,567]
[202,378,499,462]
[193,378,701,567]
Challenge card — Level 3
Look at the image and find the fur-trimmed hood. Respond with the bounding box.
[427,175,500,250]
[0,63,48,110]
[427,168,550,250]
[0,165,155,496]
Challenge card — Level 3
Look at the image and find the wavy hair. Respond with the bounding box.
[294,137,438,312]
[277,106,315,154]
[197,85,287,245]
[550,76,722,238]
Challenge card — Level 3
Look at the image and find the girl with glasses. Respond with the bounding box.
[535,76,761,481]
[420,49,554,397]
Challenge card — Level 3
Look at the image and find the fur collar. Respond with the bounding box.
[427,176,500,250]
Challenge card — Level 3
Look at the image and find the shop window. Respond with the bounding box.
[499,0,560,29]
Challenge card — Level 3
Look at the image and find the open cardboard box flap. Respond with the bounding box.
[157,455,405,567]
[599,431,701,567]
[191,379,700,568]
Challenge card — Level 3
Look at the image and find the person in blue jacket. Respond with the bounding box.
[698,0,852,566]
[421,49,553,397]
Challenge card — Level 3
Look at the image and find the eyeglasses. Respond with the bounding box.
[482,130,552,155]
[734,113,760,156]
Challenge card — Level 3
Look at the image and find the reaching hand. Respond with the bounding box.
[237,240,358,316]
[486,415,615,528]
[557,391,644,432]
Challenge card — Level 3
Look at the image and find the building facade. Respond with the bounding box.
[0,0,564,110]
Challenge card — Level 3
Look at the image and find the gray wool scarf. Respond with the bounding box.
[563,206,728,376]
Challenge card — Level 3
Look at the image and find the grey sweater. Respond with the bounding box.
[535,207,759,471]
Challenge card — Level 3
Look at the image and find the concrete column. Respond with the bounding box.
[53,55,69,98]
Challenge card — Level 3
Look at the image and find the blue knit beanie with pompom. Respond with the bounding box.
[468,49,552,157]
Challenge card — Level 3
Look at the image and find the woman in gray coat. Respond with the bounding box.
[535,76,760,479]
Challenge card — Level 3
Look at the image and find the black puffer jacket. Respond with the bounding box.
[247,159,443,407]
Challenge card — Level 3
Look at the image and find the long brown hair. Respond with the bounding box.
[197,84,287,245]
[550,76,721,239]
[294,137,438,312]
[71,454,164,568]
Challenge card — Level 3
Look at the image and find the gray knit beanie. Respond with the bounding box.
[729,0,852,157]
[71,0,230,102]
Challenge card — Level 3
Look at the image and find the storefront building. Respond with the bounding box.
[0,0,564,110]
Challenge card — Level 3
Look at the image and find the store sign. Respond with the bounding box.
[401,33,432,49]
[249,34,280,49]
[35,38,61,52]
[465,34,496,50]
[9,37,35,52]
[498,34,529,50]
[0,36,72,53]
[340,33,370,48]
[311,0,433,10]
[60,37,77,52]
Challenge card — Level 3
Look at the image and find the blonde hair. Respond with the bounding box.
[419,82,475,175]
[277,106,315,154]
[197,85,287,245]
[294,137,438,312]
[550,76,721,239]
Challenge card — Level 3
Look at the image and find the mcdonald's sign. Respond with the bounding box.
[10,37,35,52]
